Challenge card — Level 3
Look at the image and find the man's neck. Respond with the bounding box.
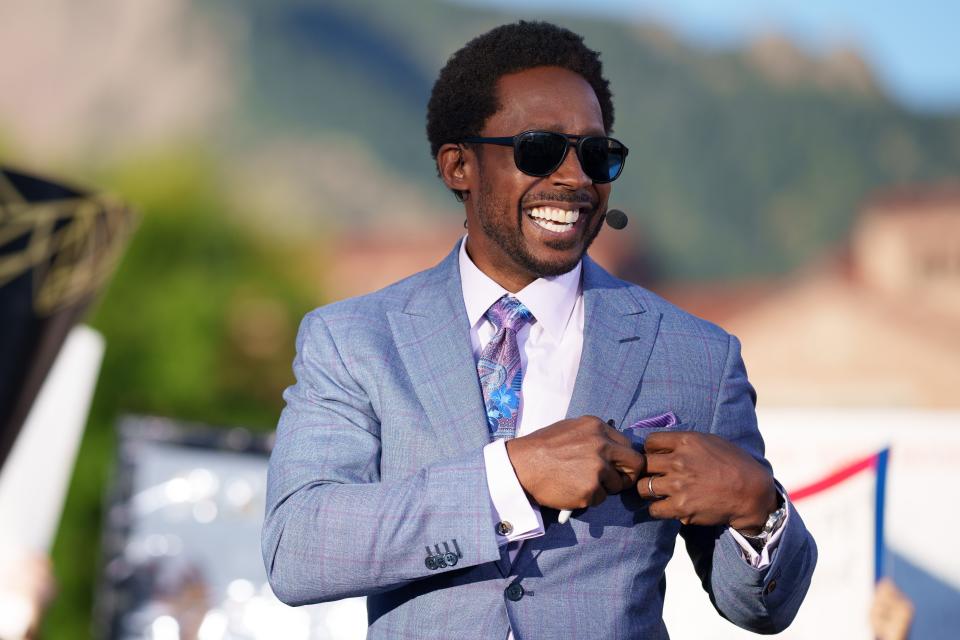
[463,237,536,293]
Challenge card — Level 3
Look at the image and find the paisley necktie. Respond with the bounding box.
[477,295,536,440]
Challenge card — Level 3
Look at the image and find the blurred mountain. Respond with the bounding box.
[213,0,960,279]
[0,0,233,162]
[4,0,960,279]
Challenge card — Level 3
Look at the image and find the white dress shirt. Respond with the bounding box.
[458,238,787,570]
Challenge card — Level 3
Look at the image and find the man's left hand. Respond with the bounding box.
[636,431,778,534]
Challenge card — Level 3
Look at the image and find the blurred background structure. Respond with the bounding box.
[0,0,957,637]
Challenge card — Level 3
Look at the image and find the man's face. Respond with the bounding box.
[464,66,612,291]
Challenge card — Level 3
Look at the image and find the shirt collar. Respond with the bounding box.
[458,235,581,341]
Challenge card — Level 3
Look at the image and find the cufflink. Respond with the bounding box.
[496,520,514,536]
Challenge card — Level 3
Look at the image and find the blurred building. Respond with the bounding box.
[323,185,959,408]
[321,220,648,302]
[853,184,960,308]
[663,182,960,408]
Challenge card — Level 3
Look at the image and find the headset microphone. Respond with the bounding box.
[605,209,628,230]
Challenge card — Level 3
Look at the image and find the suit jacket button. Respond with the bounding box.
[764,579,777,595]
[496,521,514,536]
[444,552,458,566]
[505,582,524,602]
[425,555,438,570]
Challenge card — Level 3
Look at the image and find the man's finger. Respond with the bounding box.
[604,425,634,449]
[605,442,647,478]
[588,485,608,507]
[637,473,668,501]
[599,464,630,495]
[643,431,681,453]
[643,452,672,476]
[646,496,678,520]
[613,455,645,485]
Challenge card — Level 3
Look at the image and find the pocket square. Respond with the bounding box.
[623,412,678,450]
[626,411,678,430]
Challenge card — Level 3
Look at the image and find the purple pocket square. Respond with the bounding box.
[626,411,678,431]
[622,412,678,450]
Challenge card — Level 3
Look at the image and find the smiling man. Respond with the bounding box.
[262,21,816,639]
[450,65,611,287]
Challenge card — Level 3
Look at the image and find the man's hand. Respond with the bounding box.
[870,577,914,640]
[636,431,778,533]
[0,548,55,640]
[505,416,647,510]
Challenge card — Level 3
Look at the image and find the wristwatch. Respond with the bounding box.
[740,494,787,553]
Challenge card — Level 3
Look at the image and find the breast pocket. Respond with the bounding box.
[574,412,697,530]
[620,411,692,450]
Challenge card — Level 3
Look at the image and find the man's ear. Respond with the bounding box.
[437,143,473,195]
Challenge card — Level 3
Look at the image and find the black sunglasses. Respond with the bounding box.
[459,130,629,183]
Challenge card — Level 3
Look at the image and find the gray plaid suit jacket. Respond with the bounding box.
[262,240,816,639]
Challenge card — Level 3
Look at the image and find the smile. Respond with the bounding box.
[524,206,581,232]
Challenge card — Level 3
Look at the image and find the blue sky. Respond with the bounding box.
[460,0,960,113]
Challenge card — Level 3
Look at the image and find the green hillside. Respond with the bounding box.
[31,3,960,637]
[209,0,960,279]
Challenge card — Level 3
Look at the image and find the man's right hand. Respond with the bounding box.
[504,416,647,510]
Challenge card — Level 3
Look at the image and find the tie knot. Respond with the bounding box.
[485,296,535,333]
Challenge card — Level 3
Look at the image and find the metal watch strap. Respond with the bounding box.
[741,492,787,552]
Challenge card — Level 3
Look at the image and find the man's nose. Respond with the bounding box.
[550,145,592,190]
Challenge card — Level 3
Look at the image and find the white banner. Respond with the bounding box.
[0,325,104,552]
[663,408,960,639]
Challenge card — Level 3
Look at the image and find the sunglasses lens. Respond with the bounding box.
[580,137,627,183]
[515,132,569,176]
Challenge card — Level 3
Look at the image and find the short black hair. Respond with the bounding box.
[426,21,614,163]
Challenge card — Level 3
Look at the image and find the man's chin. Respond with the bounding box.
[535,261,581,278]
[526,233,597,277]
[522,249,584,278]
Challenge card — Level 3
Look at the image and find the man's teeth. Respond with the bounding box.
[526,206,580,231]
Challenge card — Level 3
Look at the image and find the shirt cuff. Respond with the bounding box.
[728,487,791,569]
[483,440,545,545]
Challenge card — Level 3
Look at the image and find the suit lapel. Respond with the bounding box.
[511,257,662,576]
[387,242,492,459]
[565,256,661,427]
[388,249,660,447]
[388,248,662,578]
[388,243,512,576]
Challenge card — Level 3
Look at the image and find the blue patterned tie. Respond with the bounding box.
[477,296,536,440]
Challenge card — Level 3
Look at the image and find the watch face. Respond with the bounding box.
[765,506,787,535]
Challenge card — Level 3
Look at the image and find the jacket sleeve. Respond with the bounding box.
[680,334,817,634]
[261,310,502,606]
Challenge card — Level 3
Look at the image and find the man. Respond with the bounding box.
[262,21,816,639]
